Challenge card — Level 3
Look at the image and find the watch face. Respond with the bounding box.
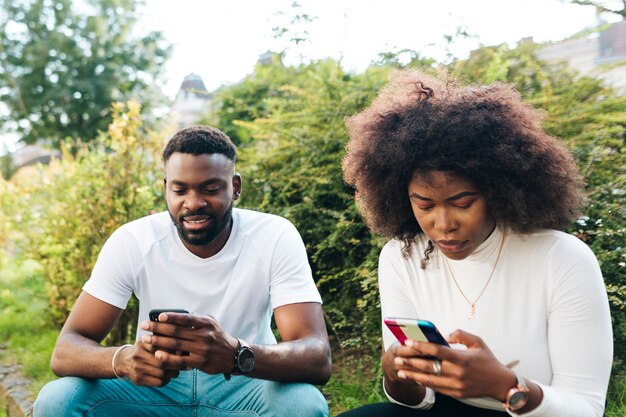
[237,347,254,373]
[508,391,528,410]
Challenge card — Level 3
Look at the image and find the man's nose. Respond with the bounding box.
[184,193,208,211]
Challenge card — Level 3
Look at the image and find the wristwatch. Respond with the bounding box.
[234,338,254,374]
[503,371,529,412]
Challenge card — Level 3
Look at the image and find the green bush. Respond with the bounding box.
[10,102,166,341]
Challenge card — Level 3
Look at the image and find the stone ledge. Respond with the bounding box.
[0,364,34,417]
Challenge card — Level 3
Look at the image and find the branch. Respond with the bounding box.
[565,0,626,17]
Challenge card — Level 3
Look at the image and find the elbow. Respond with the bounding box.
[49,352,62,377]
[49,347,68,377]
[312,342,332,385]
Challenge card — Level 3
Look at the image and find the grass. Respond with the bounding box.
[0,258,57,396]
[0,255,624,416]
[321,346,385,415]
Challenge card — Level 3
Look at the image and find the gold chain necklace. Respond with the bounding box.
[444,233,506,320]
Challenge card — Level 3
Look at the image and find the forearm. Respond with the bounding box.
[245,336,331,385]
[50,332,120,379]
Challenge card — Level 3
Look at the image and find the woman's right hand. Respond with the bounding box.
[382,342,428,405]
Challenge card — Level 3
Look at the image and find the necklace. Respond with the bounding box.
[444,233,506,320]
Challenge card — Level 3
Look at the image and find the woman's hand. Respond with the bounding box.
[387,329,517,402]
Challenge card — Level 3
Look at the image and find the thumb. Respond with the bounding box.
[448,329,486,348]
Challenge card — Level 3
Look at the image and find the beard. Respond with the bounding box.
[169,203,234,247]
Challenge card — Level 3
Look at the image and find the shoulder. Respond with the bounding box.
[508,229,595,258]
[234,208,299,235]
[106,211,172,250]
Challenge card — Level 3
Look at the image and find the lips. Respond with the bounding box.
[436,240,468,253]
[181,215,212,231]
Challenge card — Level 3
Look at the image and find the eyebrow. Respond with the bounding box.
[169,179,225,187]
[409,191,479,202]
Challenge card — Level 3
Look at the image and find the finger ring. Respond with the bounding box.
[432,359,442,376]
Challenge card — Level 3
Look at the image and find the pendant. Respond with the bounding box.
[469,304,476,320]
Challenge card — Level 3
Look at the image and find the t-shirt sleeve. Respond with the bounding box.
[268,220,322,308]
[517,235,613,417]
[82,227,137,309]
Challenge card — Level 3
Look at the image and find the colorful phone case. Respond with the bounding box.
[384,317,449,346]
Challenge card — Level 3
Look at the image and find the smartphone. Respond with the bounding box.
[149,308,189,322]
[384,317,449,347]
[148,308,190,356]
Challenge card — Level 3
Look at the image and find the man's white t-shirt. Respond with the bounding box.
[83,208,322,344]
[379,227,613,417]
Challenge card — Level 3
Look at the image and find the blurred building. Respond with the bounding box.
[535,19,626,92]
[170,73,212,129]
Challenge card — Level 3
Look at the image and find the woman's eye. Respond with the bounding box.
[454,201,474,209]
[417,205,433,211]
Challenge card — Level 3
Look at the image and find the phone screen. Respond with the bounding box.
[384,317,449,347]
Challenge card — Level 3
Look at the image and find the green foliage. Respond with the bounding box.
[0,0,171,147]
[11,102,165,340]
[607,376,626,417]
[0,149,16,180]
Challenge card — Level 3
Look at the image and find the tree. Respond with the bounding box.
[0,0,171,148]
[562,0,626,19]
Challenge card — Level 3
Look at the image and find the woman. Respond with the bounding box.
[339,71,613,416]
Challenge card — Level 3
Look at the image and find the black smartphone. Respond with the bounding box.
[149,308,189,322]
[148,308,190,356]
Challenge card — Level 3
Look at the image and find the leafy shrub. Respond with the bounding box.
[13,101,166,341]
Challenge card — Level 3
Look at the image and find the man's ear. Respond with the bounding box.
[233,173,242,200]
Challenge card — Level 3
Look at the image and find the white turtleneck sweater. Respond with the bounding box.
[379,227,613,417]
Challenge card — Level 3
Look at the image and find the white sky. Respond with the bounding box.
[139,0,618,98]
[1,0,621,153]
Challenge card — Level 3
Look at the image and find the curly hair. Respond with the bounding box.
[162,125,237,163]
[342,70,586,257]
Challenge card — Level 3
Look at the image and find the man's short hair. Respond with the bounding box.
[162,125,237,163]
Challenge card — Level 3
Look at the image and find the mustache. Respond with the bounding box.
[179,210,212,220]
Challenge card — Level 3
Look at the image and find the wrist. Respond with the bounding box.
[111,344,132,379]
[502,370,530,412]
[496,367,519,401]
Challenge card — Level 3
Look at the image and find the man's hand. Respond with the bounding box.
[115,341,181,386]
[139,312,239,376]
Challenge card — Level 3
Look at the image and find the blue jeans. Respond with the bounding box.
[33,370,329,417]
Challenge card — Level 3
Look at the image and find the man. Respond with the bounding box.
[34,125,331,416]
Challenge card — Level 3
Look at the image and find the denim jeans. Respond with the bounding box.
[33,370,329,417]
